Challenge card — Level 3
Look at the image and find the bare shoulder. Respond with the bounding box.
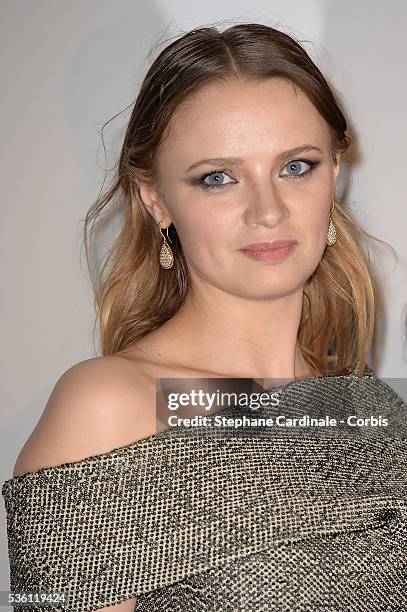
[12,355,157,478]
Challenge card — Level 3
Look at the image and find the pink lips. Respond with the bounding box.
[239,240,298,263]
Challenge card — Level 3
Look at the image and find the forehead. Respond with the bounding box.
[159,77,330,162]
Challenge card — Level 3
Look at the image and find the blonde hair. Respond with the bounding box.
[83,23,384,377]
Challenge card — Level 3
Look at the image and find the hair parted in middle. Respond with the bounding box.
[83,22,385,377]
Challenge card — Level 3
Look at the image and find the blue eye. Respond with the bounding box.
[200,170,235,190]
[197,158,320,191]
[280,158,320,180]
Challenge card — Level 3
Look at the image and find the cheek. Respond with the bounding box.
[295,204,330,258]
[171,204,232,261]
[305,207,329,236]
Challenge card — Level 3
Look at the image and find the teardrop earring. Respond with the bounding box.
[326,200,337,246]
[158,220,174,269]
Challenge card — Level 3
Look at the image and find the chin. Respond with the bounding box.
[233,279,306,300]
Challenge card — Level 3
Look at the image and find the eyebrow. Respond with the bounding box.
[186,145,323,172]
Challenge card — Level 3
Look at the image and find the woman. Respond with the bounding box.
[2,23,406,611]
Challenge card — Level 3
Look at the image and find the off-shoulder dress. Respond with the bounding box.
[2,368,407,611]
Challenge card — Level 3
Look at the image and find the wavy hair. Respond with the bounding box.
[83,22,381,377]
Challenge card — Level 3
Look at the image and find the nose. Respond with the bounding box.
[243,179,289,228]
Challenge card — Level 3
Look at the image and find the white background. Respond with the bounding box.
[1,0,407,596]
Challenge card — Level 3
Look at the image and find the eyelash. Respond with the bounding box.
[198,158,320,190]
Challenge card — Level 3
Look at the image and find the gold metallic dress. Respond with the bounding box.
[2,368,407,611]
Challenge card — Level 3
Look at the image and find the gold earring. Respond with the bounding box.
[326,200,337,246]
[158,220,174,269]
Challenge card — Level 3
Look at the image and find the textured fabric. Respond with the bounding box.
[2,368,407,611]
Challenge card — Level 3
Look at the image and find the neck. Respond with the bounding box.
[155,279,315,380]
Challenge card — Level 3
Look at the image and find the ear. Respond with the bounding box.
[137,180,172,228]
[332,152,342,185]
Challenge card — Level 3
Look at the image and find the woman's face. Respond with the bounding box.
[144,76,341,299]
